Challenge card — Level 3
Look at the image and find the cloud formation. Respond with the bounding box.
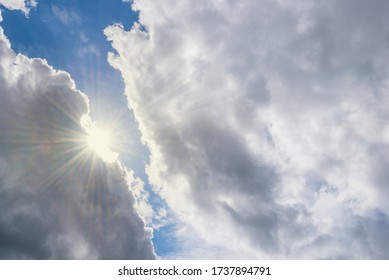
[106,0,389,258]
[0,0,36,15]
[0,17,155,259]
[52,5,81,26]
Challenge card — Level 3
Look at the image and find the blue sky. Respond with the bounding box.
[2,0,389,260]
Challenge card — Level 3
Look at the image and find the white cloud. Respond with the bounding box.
[52,5,81,25]
[77,44,101,57]
[0,22,155,259]
[0,0,36,15]
[106,0,389,258]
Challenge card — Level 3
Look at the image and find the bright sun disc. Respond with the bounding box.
[86,124,116,162]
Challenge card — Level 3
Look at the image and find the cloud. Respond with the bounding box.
[52,5,81,25]
[77,44,101,57]
[106,0,389,258]
[0,22,155,259]
[0,0,36,15]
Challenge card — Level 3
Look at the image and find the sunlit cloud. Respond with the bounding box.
[4,0,389,260]
[0,0,36,15]
[106,0,389,259]
[0,13,155,259]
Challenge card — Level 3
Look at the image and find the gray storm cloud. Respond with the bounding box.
[0,17,155,259]
[106,0,389,259]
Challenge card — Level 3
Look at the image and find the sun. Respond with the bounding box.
[85,123,117,162]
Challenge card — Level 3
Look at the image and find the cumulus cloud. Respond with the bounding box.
[0,21,155,259]
[106,0,389,258]
[0,0,36,15]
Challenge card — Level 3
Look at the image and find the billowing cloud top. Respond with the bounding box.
[106,0,389,259]
[0,0,36,15]
[0,21,155,259]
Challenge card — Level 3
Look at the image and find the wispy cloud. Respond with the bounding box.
[77,44,101,57]
[52,5,81,25]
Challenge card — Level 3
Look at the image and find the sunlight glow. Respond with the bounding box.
[85,123,117,163]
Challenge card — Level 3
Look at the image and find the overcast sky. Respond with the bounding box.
[1,0,389,259]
